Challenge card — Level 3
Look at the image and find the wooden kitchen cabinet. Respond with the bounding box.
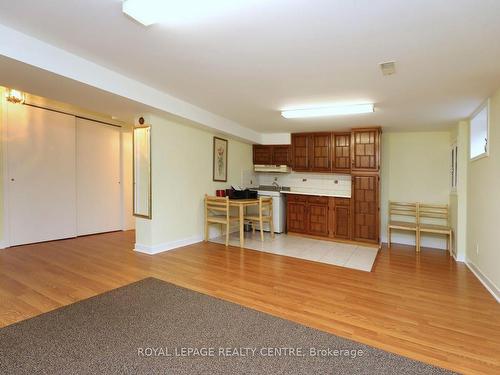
[291,132,331,172]
[287,126,381,246]
[291,134,309,171]
[351,174,379,243]
[272,145,292,166]
[253,144,291,165]
[291,127,380,173]
[309,133,331,172]
[351,128,381,172]
[287,194,351,239]
[253,145,273,164]
[307,196,329,236]
[332,132,351,173]
[332,198,351,239]
[287,195,308,233]
[287,194,330,235]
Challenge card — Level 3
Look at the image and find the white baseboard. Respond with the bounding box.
[466,259,500,303]
[135,226,242,255]
[0,240,9,250]
[135,235,203,255]
[452,252,465,262]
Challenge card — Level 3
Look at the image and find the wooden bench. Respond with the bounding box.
[387,202,453,254]
[417,203,453,254]
[387,201,418,250]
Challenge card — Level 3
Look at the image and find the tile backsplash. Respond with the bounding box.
[253,172,351,196]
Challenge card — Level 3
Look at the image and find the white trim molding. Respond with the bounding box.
[466,259,500,303]
[134,235,203,255]
[134,226,240,255]
[0,240,9,250]
[452,252,465,263]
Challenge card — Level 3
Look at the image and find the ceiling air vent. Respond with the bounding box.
[380,61,396,76]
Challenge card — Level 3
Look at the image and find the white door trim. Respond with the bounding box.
[1,97,10,249]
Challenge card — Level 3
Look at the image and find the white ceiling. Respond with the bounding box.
[0,0,500,133]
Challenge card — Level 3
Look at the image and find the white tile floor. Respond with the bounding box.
[211,232,379,272]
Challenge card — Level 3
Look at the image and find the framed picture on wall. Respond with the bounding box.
[213,137,228,182]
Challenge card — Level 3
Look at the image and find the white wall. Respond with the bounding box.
[449,121,468,261]
[380,131,451,249]
[466,88,500,300]
[134,114,253,253]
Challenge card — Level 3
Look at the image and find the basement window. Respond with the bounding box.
[470,100,489,160]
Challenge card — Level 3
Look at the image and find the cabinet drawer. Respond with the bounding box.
[334,197,350,206]
[307,196,329,205]
[287,194,308,202]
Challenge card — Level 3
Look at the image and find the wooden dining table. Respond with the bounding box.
[229,198,260,247]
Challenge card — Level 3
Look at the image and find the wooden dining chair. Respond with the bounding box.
[387,201,419,250]
[244,197,274,241]
[417,203,453,254]
[204,195,239,246]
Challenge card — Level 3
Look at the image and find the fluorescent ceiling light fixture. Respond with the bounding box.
[122,0,258,26]
[281,104,374,119]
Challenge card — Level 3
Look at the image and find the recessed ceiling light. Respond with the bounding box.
[380,61,396,76]
[281,104,374,119]
[122,0,257,26]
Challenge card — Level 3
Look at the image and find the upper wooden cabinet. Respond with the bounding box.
[252,144,291,165]
[332,132,351,173]
[351,128,381,172]
[291,132,331,172]
[310,133,331,172]
[291,134,309,171]
[253,145,273,164]
[272,145,292,166]
[289,127,381,174]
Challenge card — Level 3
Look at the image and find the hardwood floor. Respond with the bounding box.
[0,231,499,374]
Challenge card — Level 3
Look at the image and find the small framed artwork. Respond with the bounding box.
[213,136,228,182]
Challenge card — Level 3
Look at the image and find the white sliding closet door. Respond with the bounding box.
[7,103,77,246]
[76,118,121,236]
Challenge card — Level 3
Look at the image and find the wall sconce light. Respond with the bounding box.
[6,89,25,104]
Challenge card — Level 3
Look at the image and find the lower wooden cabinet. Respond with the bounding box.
[286,194,351,240]
[332,198,351,239]
[308,202,329,236]
[287,195,308,233]
[351,174,379,243]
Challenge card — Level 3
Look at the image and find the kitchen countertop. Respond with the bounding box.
[280,190,351,198]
